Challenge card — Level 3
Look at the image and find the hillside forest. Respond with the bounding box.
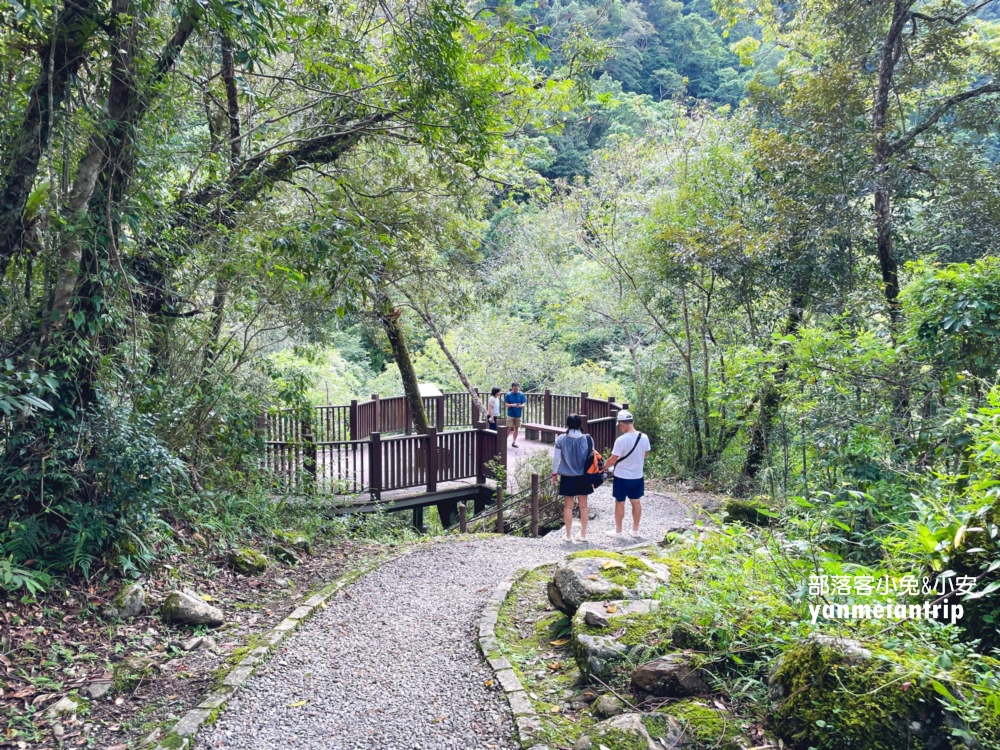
[4,0,1000,746]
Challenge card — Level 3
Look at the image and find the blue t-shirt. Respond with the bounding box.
[504,391,526,418]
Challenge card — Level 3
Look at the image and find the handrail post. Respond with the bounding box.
[301,413,317,493]
[426,427,437,493]
[404,398,412,435]
[369,432,382,501]
[530,473,539,538]
[496,485,504,534]
[349,399,359,441]
[475,421,487,483]
[580,391,589,415]
[544,388,552,426]
[460,502,468,534]
[496,423,508,480]
[580,414,589,434]
[436,395,445,431]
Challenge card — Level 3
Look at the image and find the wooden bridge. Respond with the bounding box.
[261,389,626,530]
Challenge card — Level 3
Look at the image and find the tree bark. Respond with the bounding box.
[680,286,704,468]
[0,0,100,273]
[376,292,428,435]
[741,292,807,481]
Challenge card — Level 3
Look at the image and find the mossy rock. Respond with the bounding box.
[227,548,269,576]
[646,699,749,749]
[113,654,158,692]
[273,530,311,554]
[722,497,778,526]
[767,637,956,750]
[267,543,300,566]
[552,550,667,615]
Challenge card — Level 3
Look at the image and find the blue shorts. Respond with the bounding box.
[612,477,644,502]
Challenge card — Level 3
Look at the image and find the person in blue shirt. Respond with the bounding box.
[504,382,527,447]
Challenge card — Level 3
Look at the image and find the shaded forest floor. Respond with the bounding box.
[2,535,389,750]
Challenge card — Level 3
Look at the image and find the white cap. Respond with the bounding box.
[616,410,634,422]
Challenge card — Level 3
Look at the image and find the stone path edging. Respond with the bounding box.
[145,554,395,750]
[477,565,551,750]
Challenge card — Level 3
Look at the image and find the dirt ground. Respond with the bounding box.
[1,534,388,750]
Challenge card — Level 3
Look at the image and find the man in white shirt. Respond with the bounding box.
[602,410,651,538]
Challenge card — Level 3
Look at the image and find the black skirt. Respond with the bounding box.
[559,474,593,497]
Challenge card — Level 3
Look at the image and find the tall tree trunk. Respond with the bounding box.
[680,286,704,468]
[376,292,428,434]
[741,292,806,481]
[400,290,487,419]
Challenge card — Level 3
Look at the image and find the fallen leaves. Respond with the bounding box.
[600,560,627,571]
[546,662,563,671]
[484,679,495,687]
[286,700,308,707]
[549,639,570,647]
[605,605,618,614]
[587,575,600,581]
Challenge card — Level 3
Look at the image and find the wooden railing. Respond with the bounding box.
[261,388,624,496]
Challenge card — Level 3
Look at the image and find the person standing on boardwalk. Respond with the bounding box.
[551,414,594,543]
[504,382,526,447]
[486,387,502,431]
[602,410,650,538]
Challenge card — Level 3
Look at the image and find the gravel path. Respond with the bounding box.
[196,491,692,750]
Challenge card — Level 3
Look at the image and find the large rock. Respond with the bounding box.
[767,635,959,750]
[577,599,658,629]
[631,653,709,696]
[104,582,145,619]
[588,713,657,750]
[228,548,268,576]
[575,633,629,679]
[548,554,667,615]
[591,694,624,719]
[161,589,224,627]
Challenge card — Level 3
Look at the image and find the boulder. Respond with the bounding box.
[577,599,659,629]
[548,554,665,615]
[767,635,956,750]
[588,713,656,750]
[649,699,748,749]
[574,633,629,679]
[268,543,300,566]
[722,497,778,526]
[631,653,709,697]
[105,582,145,619]
[228,548,268,576]
[273,530,312,554]
[592,694,624,719]
[113,654,159,691]
[80,680,114,700]
[161,589,224,627]
[181,635,217,652]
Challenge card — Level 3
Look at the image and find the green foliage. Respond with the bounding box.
[904,258,1000,384]
[0,397,185,576]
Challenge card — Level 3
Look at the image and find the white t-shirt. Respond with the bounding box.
[487,396,501,420]
[611,432,650,480]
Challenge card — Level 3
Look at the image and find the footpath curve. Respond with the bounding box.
[195,491,692,750]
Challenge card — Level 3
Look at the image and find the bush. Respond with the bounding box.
[0,395,186,577]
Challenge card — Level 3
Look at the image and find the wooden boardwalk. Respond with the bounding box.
[261,389,626,529]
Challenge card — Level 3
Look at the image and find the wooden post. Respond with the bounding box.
[580,391,589,416]
[544,388,552,426]
[580,414,589,434]
[495,485,504,534]
[530,472,539,538]
[413,506,424,533]
[426,427,438,493]
[436,395,445,431]
[460,502,468,533]
[372,393,380,432]
[475,420,488,483]
[496,423,508,480]
[349,399,359,441]
[404,398,412,435]
[369,432,381,501]
[301,413,317,489]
